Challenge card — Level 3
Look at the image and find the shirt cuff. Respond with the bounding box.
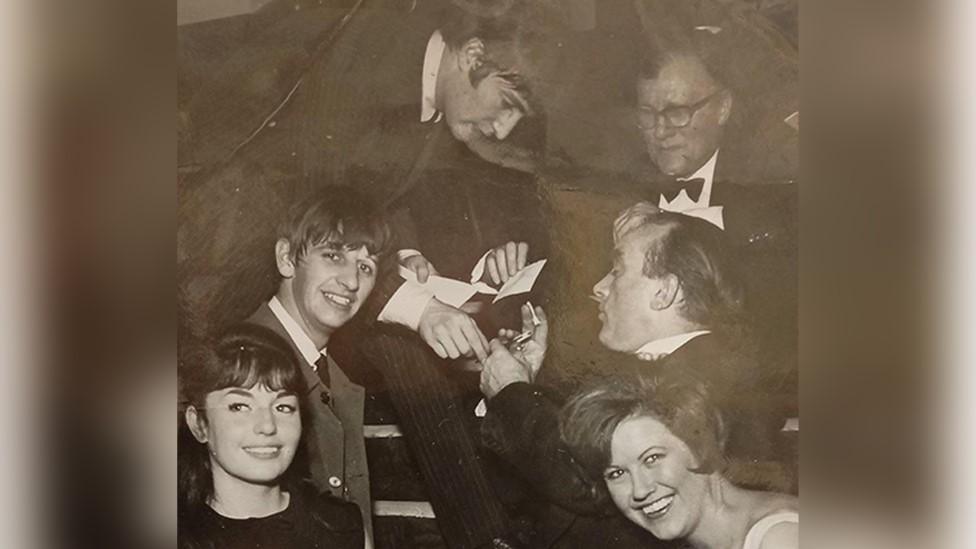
[377,280,435,331]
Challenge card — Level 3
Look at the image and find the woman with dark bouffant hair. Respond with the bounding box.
[560,371,797,549]
[178,323,363,549]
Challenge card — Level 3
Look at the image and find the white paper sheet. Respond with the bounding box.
[399,258,547,306]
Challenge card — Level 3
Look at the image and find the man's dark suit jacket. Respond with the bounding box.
[181,3,547,548]
[246,302,372,539]
[480,332,792,548]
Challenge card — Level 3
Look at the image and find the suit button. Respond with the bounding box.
[320,392,331,406]
[328,476,343,488]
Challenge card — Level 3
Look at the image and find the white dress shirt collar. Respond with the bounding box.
[675,148,719,208]
[268,296,327,370]
[635,330,711,361]
[421,30,446,123]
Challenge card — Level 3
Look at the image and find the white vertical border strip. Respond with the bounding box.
[0,0,35,546]
[944,0,976,547]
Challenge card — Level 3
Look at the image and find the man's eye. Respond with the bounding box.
[275,403,297,414]
[228,402,250,412]
[604,468,625,482]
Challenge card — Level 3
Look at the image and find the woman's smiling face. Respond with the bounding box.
[603,415,711,540]
[195,384,302,486]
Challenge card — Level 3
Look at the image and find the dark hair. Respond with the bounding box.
[439,1,567,115]
[277,185,394,268]
[178,323,308,512]
[631,211,744,329]
[560,370,727,482]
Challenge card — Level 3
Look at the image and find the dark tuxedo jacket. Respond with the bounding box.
[480,332,792,548]
[246,302,372,538]
[537,164,797,410]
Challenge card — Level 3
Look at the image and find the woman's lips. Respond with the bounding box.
[242,446,282,459]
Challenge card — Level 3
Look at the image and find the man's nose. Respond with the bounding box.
[592,274,610,300]
[631,469,657,502]
[652,117,676,140]
[253,407,277,436]
[336,263,360,292]
[492,110,523,140]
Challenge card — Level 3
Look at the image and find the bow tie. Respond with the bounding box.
[660,178,705,203]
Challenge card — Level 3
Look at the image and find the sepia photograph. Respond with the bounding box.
[176,1,798,547]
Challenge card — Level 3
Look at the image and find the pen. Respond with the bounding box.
[526,301,541,327]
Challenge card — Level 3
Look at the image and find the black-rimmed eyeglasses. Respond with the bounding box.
[636,89,723,131]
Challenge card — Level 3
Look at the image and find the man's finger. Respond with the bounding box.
[521,303,534,332]
[488,338,508,354]
[505,242,518,276]
[486,257,501,285]
[534,307,549,342]
[416,262,430,283]
[435,328,461,359]
[494,249,509,283]
[460,322,489,362]
[516,242,528,270]
[449,329,474,359]
[431,341,448,359]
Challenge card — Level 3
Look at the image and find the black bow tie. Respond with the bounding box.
[660,178,705,203]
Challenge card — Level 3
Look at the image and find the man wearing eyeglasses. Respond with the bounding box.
[636,50,734,220]
[636,48,797,228]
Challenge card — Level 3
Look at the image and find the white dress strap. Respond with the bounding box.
[742,511,799,549]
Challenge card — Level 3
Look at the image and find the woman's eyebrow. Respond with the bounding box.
[223,388,253,398]
[637,446,666,460]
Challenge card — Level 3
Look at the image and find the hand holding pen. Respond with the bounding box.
[480,302,549,399]
[496,302,548,381]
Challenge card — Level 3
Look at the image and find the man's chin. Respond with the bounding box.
[448,123,475,143]
[649,152,689,177]
[597,331,623,353]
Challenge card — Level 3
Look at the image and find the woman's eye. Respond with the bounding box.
[604,469,624,482]
[359,263,374,276]
[228,402,250,412]
[643,453,665,465]
[323,251,342,262]
[275,403,297,414]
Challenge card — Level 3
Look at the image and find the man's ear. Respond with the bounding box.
[185,405,208,443]
[275,239,296,278]
[649,274,680,311]
[717,89,733,126]
[458,37,487,73]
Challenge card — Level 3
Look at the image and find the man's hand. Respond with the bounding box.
[495,304,548,381]
[418,298,489,361]
[400,253,439,283]
[483,241,529,285]
[613,202,661,243]
[480,340,532,399]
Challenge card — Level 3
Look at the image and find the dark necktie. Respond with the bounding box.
[660,177,705,203]
[314,355,332,406]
